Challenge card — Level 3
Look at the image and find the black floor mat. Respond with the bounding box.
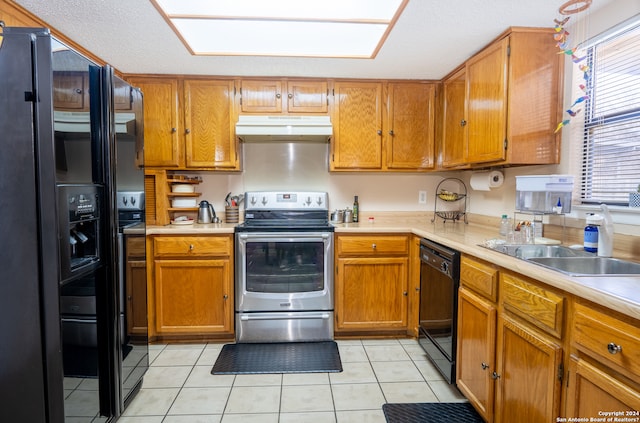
[211,341,342,374]
[383,402,483,423]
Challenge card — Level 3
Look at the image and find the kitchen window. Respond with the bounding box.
[577,18,640,205]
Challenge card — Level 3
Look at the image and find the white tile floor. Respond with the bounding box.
[119,338,467,423]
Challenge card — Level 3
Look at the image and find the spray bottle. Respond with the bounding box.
[598,204,614,257]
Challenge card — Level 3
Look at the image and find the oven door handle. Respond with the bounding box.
[240,313,331,321]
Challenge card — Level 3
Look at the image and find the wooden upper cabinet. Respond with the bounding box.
[442,28,563,168]
[386,82,436,170]
[506,29,563,165]
[466,37,509,164]
[240,79,283,113]
[127,76,239,170]
[331,81,384,170]
[127,77,182,168]
[53,72,88,110]
[441,68,468,168]
[239,79,328,114]
[183,79,238,169]
[286,80,328,113]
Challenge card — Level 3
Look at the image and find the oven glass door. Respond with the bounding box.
[246,240,325,293]
[236,232,333,311]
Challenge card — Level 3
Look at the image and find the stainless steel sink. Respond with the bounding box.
[526,257,640,277]
[513,245,593,259]
[481,243,592,259]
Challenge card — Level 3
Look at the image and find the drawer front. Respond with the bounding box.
[126,235,146,258]
[337,235,409,256]
[460,255,498,302]
[153,236,231,257]
[501,273,564,338]
[573,302,640,379]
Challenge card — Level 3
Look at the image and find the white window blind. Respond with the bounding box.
[579,21,640,205]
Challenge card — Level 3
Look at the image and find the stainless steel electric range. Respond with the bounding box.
[234,191,334,343]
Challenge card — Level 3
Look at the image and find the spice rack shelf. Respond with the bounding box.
[432,178,468,223]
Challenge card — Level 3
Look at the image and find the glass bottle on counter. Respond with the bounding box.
[353,196,359,223]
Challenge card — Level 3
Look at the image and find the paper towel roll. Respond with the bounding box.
[470,170,504,191]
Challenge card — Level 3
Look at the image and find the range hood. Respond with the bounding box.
[235,115,332,142]
[54,111,136,135]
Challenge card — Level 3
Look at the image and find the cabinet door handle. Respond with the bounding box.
[276,93,281,99]
[491,371,501,380]
[460,119,467,127]
[171,127,177,133]
[481,362,489,370]
[75,88,83,94]
[371,243,377,250]
[185,128,191,134]
[223,294,228,300]
[389,130,394,136]
[607,342,622,354]
[288,93,293,99]
[189,244,194,251]
[403,291,408,296]
[377,130,382,135]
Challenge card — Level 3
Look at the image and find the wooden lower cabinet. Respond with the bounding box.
[565,357,640,418]
[457,287,497,422]
[494,314,563,423]
[149,235,234,340]
[335,234,409,334]
[457,255,563,422]
[336,257,408,332]
[125,235,147,337]
[154,259,231,335]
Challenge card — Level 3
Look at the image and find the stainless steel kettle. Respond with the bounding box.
[197,200,216,223]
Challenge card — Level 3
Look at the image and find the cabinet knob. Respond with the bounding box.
[389,130,394,136]
[481,362,489,370]
[491,371,501,380]
[377,130,382,136]
[607,342,622,354]
[171,127,177,133]
[276,93,281,99]
[288,93,293,99]
[189,244,194,251]
[223,294,228,300]
[372,243,377,250]
[75,88,83,94]
[460,119,467,127]
[185,128,191,134]
[403,291,408,296]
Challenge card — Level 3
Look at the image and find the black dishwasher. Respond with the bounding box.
[418,238,461,384]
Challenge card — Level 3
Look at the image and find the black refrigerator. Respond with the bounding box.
[0,26,147,422]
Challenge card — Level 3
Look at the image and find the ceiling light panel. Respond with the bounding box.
[152,0,408,58]
[172,19,388,57]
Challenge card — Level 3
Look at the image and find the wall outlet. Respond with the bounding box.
[418,190,427,204]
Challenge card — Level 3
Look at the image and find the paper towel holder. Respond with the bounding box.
[470,170,504,191]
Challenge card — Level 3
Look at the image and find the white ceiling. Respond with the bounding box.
[14,0,613,79]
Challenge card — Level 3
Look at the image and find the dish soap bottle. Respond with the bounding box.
[499,214,511,236]
[352,196,359,223]
[584,214,602,253]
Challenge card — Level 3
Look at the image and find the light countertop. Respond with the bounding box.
[146,213,640,321]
